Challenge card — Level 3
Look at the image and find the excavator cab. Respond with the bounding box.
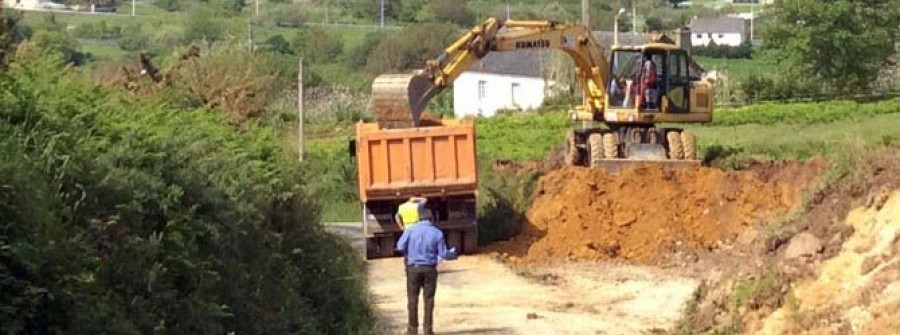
[604,45,712,121]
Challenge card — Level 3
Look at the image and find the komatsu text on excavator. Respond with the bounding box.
[371,18,714,168]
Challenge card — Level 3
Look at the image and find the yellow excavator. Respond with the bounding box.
[371,18,714,168]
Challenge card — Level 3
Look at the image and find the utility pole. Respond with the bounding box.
[131,0,135,17]
[248,21,254,53]
[750,4,755,41]
[298,58,305,161]
[506,0,510,20]
[581,0,590,29]
[379,0,384,27]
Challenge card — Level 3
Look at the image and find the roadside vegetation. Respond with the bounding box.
[3,0,900,332]
[1,8,372,334]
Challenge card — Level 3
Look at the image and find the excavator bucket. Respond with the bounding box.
[371,73,440,129]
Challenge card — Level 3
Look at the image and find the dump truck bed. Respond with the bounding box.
[355,119,479,259]
[356,119,478,201]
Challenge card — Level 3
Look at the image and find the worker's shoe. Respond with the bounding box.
[406,326,417,335]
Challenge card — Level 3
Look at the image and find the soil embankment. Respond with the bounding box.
[490,161,825,265]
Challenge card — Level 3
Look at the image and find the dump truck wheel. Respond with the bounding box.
[446,230,463,253]
[588,133,603,167]
[564,131,581,166]
[602,132,618,159]
[667,131,684,160]
[681,131,697,160]
[366,237,379,260]
[462,227,478,254]
[379,235,396,258]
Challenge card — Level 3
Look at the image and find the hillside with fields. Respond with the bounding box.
[2,0,900,334]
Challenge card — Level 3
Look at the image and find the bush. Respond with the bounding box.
[153,0,182,11]
[162,43,289,124]
[693,40,752,59]
[265,3,306,27]
[263,34,292,55]
[183,7,226,44]
[70,20,122,39]
[0,55,372,334]
[27,29,89,65]
[117,24,150,52]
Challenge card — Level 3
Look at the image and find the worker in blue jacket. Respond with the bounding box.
[396,207,457,335]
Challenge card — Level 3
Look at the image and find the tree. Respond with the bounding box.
[292,27,343,64]
[763,0,900,93]
[644,16,663,32]
[667,0,687,8]
[429,0,475,27]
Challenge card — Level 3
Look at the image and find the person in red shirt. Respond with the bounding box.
[635,56,658,108]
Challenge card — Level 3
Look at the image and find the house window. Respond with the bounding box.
[696,34,702,38]
[511,83,521,105]
[718,34,724,38]
[478,80,487,100]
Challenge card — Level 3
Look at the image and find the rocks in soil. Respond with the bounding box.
[784,232,824,260]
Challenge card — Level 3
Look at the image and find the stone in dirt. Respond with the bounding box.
[784,232,823,260]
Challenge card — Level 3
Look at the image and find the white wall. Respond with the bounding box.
[452,72,547,118]
[691,32,745,47]
[3,0,43,9]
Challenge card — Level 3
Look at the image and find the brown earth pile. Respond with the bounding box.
[491,162,824,265]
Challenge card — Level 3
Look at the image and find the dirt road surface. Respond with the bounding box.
[325,223,699,335]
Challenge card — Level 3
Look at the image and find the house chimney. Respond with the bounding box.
[675,27,692,55]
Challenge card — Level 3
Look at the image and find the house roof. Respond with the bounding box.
[468,51,545,78]
[689,17,746,34]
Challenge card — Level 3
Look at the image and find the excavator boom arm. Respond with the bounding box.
[371,18,610,128]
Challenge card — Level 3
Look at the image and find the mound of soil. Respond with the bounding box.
[490,161,824,265]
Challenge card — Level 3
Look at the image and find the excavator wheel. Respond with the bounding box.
[667,131,684,160]
[602,132,619,159]
[564,130,581,166]
[681,131,697,160]
[588,133,604,168]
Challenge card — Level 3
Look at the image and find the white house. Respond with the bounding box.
[453,51,551,117]
[690,17,748,47]
[2,0,45,10]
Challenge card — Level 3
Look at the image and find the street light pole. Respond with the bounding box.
[614,8,625,46]
[631,3,636,45]
[131,0,135,17]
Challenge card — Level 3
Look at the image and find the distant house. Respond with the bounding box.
[2,0,45,10]
[452,51,552,117]
[690,17,748,47]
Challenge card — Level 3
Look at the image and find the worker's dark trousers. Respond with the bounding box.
[406,265,438,332]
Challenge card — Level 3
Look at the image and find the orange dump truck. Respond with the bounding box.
[352,119,479,259]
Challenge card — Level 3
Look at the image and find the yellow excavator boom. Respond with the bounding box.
[371,18,609,128]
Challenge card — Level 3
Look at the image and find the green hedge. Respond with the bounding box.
[0,56,371,334]
[712,99,900,127]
